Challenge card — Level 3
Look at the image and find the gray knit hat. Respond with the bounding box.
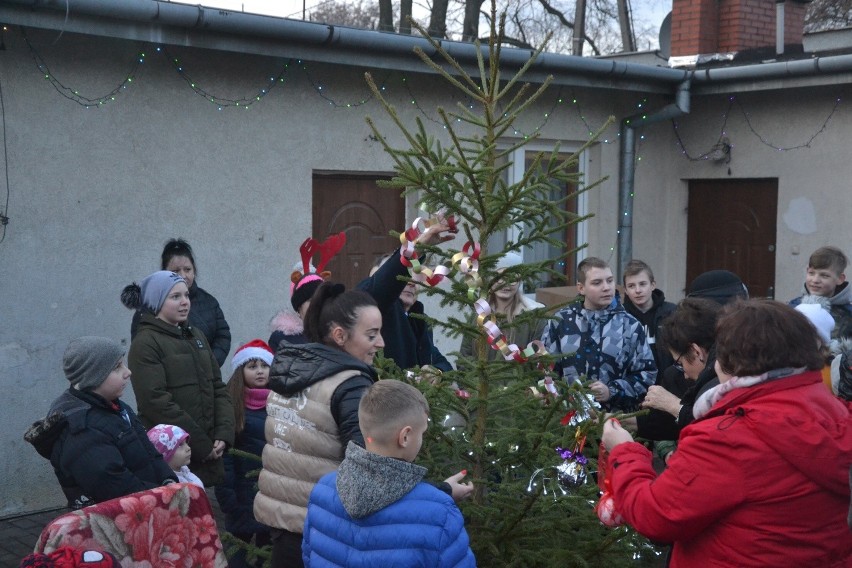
[121,270,186,315]
[63,336,125,391]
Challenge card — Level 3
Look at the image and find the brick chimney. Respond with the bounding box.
[671,0,809,64]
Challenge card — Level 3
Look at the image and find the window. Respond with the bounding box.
[488,144,587,290]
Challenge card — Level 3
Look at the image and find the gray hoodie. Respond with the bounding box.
[336,441,427,519]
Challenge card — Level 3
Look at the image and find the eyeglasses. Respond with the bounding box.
[673,352,686,373]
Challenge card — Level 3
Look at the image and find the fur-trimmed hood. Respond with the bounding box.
[269,309,304,336]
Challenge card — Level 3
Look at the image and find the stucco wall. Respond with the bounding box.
[0,28,639,516]
[633,87,852,303]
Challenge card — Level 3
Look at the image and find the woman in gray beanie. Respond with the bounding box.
[122,270,235,487]
[24,336,177,509]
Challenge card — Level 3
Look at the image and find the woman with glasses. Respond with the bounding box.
[625,270,748,445]
[618,298,722,449]
[647,298,722,422]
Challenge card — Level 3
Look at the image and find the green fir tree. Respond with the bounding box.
[364,2,663,566]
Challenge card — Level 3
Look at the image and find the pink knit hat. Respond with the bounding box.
[147,424,189,463]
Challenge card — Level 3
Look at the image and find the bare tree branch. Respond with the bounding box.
[483,34,535,49]
[536,0,601,55]
[805,0,852,31]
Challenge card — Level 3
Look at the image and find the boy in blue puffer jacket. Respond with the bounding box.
[303,380,476,567]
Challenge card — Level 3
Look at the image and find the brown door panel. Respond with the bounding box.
[313,174,403,290]
[686,179,777,299]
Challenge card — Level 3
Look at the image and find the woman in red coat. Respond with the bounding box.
[603,299,852,567]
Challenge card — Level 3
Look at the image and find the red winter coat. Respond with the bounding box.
[607,370,852,567]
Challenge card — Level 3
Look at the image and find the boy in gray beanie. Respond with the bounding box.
[24,336,176,509]
[63,336,127,392]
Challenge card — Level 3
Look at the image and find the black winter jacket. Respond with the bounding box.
[635,347,719,441]
[356,250,452,371]
[623,288,676,372]
[131,280,231,367]
[215,406,270,536]
[25,388,176,509]
[268,343,377,447]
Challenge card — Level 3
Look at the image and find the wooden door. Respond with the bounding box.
[312,174,404,291]
[686,179,777,299]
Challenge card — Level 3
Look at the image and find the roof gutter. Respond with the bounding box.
[0,0,688,92]
[691,52,852,91]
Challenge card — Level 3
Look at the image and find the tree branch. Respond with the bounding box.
[535,0,601,55]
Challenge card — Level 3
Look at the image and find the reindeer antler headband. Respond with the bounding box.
[292,232,346,285]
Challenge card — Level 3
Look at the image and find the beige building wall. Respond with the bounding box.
[633,87,852,303]
[6,23,848,517]
[0,28,637,515]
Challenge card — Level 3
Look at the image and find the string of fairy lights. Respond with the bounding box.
[8,27,846,258]
[673,94,843,158]
[22,28,842,157]
[301,61,392,108]
[159,45,292,109]
[23,30,144,108]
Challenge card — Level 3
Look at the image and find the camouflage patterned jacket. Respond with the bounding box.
[541,295,657,412]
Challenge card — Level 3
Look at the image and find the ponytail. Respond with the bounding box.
[304,282,377,345]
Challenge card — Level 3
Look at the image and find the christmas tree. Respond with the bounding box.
[365,3,662,566]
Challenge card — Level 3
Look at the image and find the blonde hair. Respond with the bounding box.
[358,380,429,445]
[487,284,524,322]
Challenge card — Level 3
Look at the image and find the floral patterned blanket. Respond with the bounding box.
[34,483,228,567]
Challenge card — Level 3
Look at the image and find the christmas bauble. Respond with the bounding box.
[596,493,624,527]
[556,458,587,488]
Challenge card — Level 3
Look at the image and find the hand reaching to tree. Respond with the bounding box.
[416,219,456,247]
[588,380,611,403]
[602,418,634,451]
[444,470,474,502]
[640,385,682,418]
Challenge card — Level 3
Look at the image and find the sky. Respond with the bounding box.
[173,0,673,42]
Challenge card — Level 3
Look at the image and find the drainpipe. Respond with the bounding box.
[776,0,785,56]
[616,79,691,280]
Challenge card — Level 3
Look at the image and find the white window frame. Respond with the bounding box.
[501,141,589,267]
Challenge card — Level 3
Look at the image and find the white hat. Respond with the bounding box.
[495,252,523,270]
[795,303,835,345]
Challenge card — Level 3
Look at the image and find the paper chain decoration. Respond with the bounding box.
[400,211,602,503]
[397,210,550,364]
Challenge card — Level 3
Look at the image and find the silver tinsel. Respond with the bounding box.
[557,458,587,488]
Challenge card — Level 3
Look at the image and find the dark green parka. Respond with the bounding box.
[128,313,235,486]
